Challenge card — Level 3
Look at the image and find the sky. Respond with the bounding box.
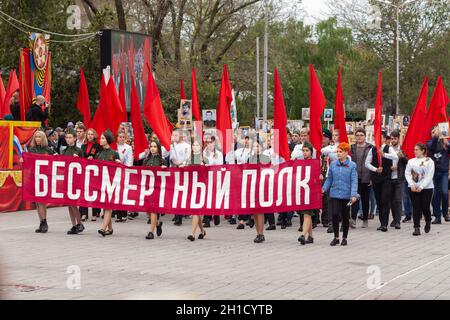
[301,0,331,25]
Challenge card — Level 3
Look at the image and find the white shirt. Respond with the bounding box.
[263,148,283,165]
[117,143,133,167]
[203,149,224,165]
[365,144,398,177]
[76,139,85,149]
[405,157,435,190]
[291,143,317,160]
[170,141,191,166]
[390,145,402,179]
[234,147,252,164]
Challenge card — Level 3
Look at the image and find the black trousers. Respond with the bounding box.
[264,213,275,225]
[409,189,433,228]
[79,207,101,218]
[113,210,127,219]
[351,181,371,221]
[238,215,250,221]
[390,179,404,224]
[330,198,350,239]
[322,192,329,226]
[204,215,220,224]
[372,180,392,228]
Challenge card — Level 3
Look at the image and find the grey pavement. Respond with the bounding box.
[1,208,450,300]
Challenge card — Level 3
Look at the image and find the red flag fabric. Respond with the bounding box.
[118,71,127,122]
[273,69,290,162]
[180,79,187,100]
[76,68,91,128]
[19,49,32,120]
[2,69,19,117]
[309,65,326,156]
[106,77,126,136]
[0,72,5,116]
[143,66,173,151]
[216,65,233,155]
[333,67,349,147]
[374,71,383,163]
[90,75,110,136]
[421,76,449,142]
[130,75,148,160]
[401,78,428,159]
[191,68,202,121]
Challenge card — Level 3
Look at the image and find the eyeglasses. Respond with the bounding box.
[355,134,365,137]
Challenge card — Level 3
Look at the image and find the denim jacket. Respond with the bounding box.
[322,157,358,200]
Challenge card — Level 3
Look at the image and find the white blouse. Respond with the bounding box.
[405,157,435,190]
[117,143,134,167]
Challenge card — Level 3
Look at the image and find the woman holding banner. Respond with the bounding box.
[298,141,316,245]
[25,130,57,233]
[96,130,121,237]
[248,138,271,243]
[187,139,207,241]
[202,135,224,228]
[113,130,134,223]
[80,128,102,221]
[322,142,358,246]
[143,140,166,240]
[61,129,85,235]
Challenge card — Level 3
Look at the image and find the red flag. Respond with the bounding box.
[421,76,449,142]
[90,75,109,135]
[191,68,202,121]
[2,69,19,117]
[401,77,428,159]
[130,75,148,160]
[273,69,290,162]
[309,65,326,156]
[143,65,173,151]
[374,71,383,163]
[76,68,91,128]
[106,77,126,135]
[0,72,6,116]
[19,49,33,120]
[180,79,187,100]
[216,65,233,155]
[118,71,127,122]
[333,67,349,147]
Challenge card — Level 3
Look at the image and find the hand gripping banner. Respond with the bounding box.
[22,153,322,215]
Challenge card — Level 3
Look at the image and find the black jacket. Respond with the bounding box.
[26,103,48,125]
[427,137,450,173]
[370,145,392,184]
[81,143,101,158]
[396,151,408,182]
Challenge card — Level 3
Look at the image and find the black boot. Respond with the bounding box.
[41,219,48,233]
[35,220,43,233]
[413,227,421,236]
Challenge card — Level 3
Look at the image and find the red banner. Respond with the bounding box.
[22,153,322,215]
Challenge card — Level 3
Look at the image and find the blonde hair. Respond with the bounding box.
[300,128,310,135]
[86,128,98,141]
[30,130,48,148]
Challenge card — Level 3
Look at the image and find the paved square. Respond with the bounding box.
[1,207,450,300]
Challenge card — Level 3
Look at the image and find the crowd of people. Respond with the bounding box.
[21,114,450,246]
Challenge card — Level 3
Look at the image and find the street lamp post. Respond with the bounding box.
[262,0,269,121]
[374,0,420,115]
